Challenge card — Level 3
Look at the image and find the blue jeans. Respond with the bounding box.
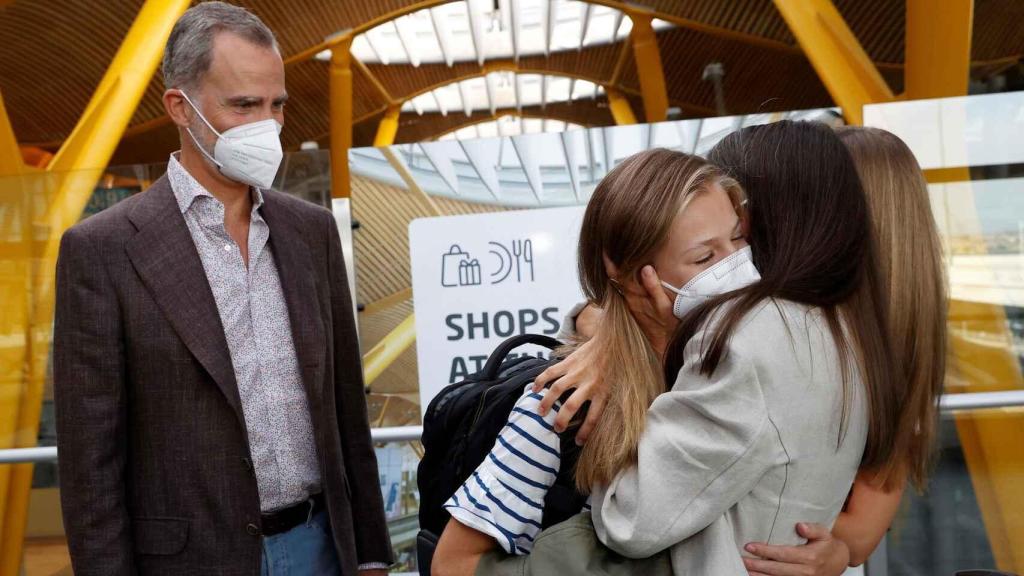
[260,508,342,576]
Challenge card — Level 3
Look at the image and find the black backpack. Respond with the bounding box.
[415,334,587,576]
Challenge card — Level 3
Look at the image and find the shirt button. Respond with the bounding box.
[224,244,231,251]
[246,523,261,536]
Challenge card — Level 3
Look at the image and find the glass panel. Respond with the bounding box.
[413,73,599,117]
[347,0,675,66]
[864,92,1024,576]
[883,410,1021,575]
[864,91,1024,170]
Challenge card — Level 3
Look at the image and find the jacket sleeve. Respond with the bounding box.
[591,339,780,558]
[53,226,135,575]
[324,211,395,566]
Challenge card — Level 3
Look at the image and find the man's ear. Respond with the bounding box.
[163,89,191,128]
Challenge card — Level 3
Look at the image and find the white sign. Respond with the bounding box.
[409,206,586,415]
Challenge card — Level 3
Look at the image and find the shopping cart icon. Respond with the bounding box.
[441,245,482,287]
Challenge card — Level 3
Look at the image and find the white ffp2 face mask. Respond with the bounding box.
[179,91,283,190]
[660,245,761,319]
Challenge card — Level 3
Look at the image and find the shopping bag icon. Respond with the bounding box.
[441,245,471,287]
[459,259,482,286]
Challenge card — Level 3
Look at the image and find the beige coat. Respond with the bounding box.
[591,299,868,575]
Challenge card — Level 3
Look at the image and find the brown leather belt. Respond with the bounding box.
[260,493,326,536]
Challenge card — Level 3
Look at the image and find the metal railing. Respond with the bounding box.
[1,391,1023,465]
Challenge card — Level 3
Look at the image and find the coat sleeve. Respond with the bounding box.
[324,211,395,566]
[591,339,781,558]
[53,226,135,575]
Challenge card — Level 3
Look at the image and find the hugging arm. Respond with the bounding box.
[433,518,498,576]
[743,470,904,575]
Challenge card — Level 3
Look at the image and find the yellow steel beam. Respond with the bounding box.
[772,0,894,125]
[1,2,190,574]
[0,92,23,177]
[594,0,802,55]
[363,287,413,315]
[947,302,1024,573]
[373,105,402,148]
[905,0,973,99]
[928,166,1024,572]
[608,37,633,87]
[329,35,354,199]
[362,314,417,386]
[0,88,27,556]
[627,12,668,123]
[605,87,638,125]
[352,56,397,106]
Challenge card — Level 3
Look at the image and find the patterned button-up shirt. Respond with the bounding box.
[167,154,321,513]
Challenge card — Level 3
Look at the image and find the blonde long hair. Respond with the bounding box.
[837,127,948,491]
[572,148,744,491]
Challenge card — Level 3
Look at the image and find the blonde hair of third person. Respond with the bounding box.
[740,127,948,576]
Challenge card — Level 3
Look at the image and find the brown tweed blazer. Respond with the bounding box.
[53,175,392,575]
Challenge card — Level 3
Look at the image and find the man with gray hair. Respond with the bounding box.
[53,3,391,574]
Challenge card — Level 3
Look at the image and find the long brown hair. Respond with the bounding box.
[837,126,947,491]
[667,121,900,477]
[573,148,744,491]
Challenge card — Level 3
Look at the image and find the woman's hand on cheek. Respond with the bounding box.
[742,523,850,576]
[623,265,678,357]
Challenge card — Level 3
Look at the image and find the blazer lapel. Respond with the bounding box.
[260,193,326,405]
[125,176,245,427]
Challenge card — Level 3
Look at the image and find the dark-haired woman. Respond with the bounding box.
[539,124,945,575]
[523,121,899,574]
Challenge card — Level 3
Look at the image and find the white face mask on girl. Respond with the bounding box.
[660,245,761,319]
[178,90,283,190]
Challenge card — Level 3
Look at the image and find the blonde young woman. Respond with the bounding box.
[537,125,946,575]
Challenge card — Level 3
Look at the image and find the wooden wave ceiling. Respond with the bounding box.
[1,0,1022,167]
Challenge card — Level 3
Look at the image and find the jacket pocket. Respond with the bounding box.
[133,517,189,556]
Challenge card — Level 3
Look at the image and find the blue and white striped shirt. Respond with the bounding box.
[443,384,589,555]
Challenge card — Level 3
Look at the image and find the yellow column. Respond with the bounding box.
[772,0,893,125]
[628,12,668,123]
[0,89,27,552]
[330,35,354,199]
[905,0,973,99]
[0,92,22,176]
[606,88,638,125]
[911,0,1023,557]
[363,314,417,386]
[1,1,190,573]
[947,314,1024,572]
[373,105,402,148]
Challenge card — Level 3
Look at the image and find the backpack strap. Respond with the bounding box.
[480,334,562,381]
